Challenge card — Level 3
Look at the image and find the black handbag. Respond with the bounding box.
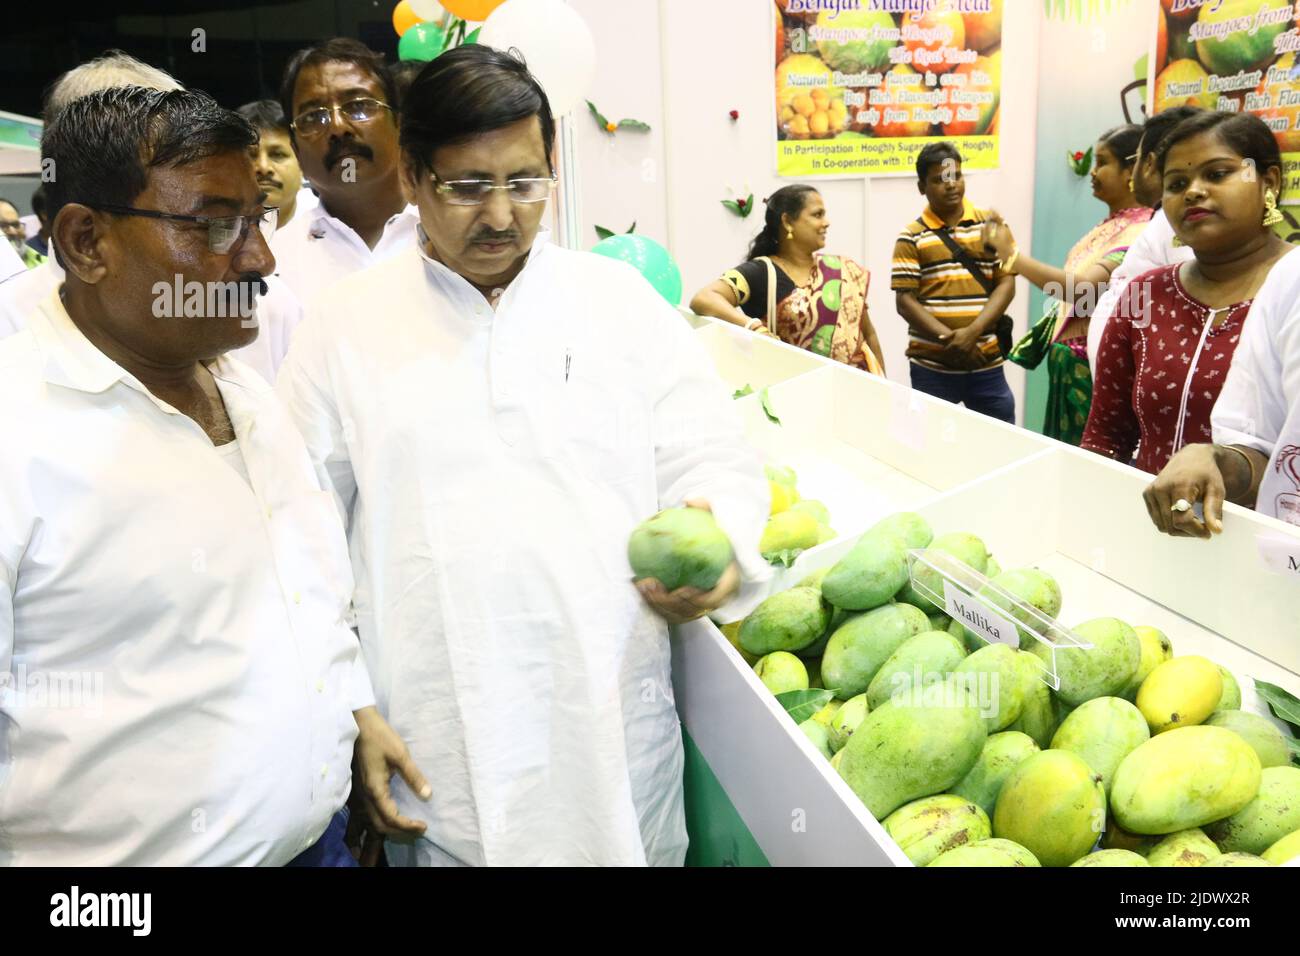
[931,223,1015,357]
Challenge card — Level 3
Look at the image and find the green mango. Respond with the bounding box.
[765,464,797,488]
[1147,828,1220,867]
[796,566,831,591]
[739,586,830,655]
[1033,617,1141,707]
[1262,829,1300,865]
[952,731,1041,819]
[1216,666,1241,710]
[1102,820,1160,857]
[827,693,870,753]
[949,614,985,654]
[1070,849,1150,867]
[953,642,1025,731]
[984,555,1002,579]
[866,511,933,550]
[993,750,1106,867]
[1204,710,1291,768]
[1122,626,1173,699]
[1005,652,1056,748]
[627,506,732,591]
[927,612,952,632]
[809,698,843,728]
[821,532,910,611]
[883,794,990,867]
[1205,766,1300,856]
[866,630,967,711]
[798,718,834,759]
[910,532,991,614]
[927,838,1040,867]
[972,568,1062,650]
[1111,726,1262,835]
[1202,853,1272,867]
[752,652,808,695]
[838,677,987,819]
[821,603,929,699]
[1050,697,1150,796]
[894,580,930,612]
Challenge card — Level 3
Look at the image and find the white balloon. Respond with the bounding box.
[409,0,445,19]
[478,0,596,117]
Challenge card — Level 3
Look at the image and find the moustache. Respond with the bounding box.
[325,139,374,171]
[472,230,519,244]
[256,177,283,190]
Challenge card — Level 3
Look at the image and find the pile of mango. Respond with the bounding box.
[721,510,1300,868]
[760,465,836,568]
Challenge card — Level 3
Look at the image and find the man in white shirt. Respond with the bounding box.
[278,46,771,866]
[273,38,419,303]
[1144,247,1300,535]
[1087,107,1201,375]
[0,86,426,866]
[0,53,304,382]
[0,231,21,283]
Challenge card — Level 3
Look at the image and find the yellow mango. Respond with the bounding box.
[1148,828,1220,867]
[992,750,1105,867]
[1261,829,1300,865]
[1123,625,1173,699]
[1111,726,1262,835]
[768,479,796,515]
[1137,655,1222,734]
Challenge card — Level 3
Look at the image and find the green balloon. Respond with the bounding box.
[590,234,683,306]
[399,22,445,61]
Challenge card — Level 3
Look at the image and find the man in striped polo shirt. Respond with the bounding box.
[892,143,1016,423]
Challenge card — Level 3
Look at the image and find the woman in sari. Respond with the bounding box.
[689,185,886,373]
[983,125,1151,443]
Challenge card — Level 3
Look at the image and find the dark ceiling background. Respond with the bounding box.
[2,0,403,119]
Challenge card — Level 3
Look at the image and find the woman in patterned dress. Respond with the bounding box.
[1082,111,1294,474]
[689,185,886,373]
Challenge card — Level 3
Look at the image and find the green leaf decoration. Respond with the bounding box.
[722,199,742,214]
[586,100,610,129]
[759,387,782,425]
[618,119,651,132]
[732,384,755,399]
[762,547,806,568]
[627,221,636,234]
[595,225,615,241]
[1254,679,1300,734]
[775,688,836,723]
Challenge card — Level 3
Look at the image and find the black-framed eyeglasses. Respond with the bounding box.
[428,170,557,206]
[291,98,393,138]
[85,203,277,254]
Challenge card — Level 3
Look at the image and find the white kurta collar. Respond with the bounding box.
[304,201,420,243]
[415,225,553,303]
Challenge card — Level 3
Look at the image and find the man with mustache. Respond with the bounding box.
[0,54,303,384]
[272,38,417,303]
[277,46,770,866]
[0,86,425,865]
[238,100,315,231]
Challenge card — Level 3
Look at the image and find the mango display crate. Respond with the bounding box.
[672,444,1300,867]
[692,319,828,393]
[732,364,1055,559]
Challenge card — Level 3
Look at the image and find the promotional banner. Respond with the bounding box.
[774,0,1002,178]
[1151,0,1300,204]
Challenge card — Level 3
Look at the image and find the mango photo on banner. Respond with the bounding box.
[443,0,505,20]
[392,0,423,36]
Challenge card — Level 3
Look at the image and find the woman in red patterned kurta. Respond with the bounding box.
[1082,111,1294,474]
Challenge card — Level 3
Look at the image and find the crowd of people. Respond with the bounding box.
[0,34,1297,870]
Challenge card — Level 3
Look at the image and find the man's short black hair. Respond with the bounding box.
[279,38,398,131]
[41,87,256,258]
[1139,105,1202,158]
[916,142,962,182]
[390,59,426,111]
[401,45,555,175]
[237,99,290,135]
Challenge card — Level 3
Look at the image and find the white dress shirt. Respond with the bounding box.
[1213,247,1300,526]
[0,255,304,383]
[277,231,770,866]
[0,293,373,866]
[270,200,420,305]
[0,240,23,283]
[1088,208,1195,376]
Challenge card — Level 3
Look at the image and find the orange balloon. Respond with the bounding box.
[393,0,423,37]
[442,0,505,21]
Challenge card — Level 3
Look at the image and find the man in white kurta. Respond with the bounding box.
[278,45,770,866]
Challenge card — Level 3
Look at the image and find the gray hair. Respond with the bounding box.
[44,50,182,119]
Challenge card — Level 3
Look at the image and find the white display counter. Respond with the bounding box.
[675,314,1300,867]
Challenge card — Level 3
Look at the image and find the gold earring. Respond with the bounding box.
[786,228,794,239]
[1263,189,1284,227]
[1127,177,1135,193]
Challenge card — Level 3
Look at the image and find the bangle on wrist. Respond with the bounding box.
[1003,248,1020,275]
[1221,444,1261,500]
